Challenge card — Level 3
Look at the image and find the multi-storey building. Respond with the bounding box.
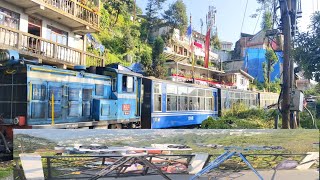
[0,0,104,68]
[220,41,233,51]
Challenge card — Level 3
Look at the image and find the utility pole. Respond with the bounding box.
[280,0,292,129]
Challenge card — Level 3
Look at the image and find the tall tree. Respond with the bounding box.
[294,12,320,82]
[211,34,221,50]
[162,0,188,35]
[256,0,275,31]
[104,0,133,26]
[145,0,166,42]
[263,48,278,89]
[261,11,273,31]
[152,36,167,79]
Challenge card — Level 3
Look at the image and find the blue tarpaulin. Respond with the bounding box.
[243,48,283,83]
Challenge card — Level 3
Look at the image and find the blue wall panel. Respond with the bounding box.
[243,48,283,83]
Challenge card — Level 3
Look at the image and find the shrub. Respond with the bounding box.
[202,103,278,129]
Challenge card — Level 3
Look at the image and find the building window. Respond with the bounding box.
[47,25,68,45]
[0,7,19,29]
[240,78,245,85]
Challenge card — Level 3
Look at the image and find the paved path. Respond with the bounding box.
[99,169,319,180]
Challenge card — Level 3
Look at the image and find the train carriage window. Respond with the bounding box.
[167,95,177,111]
[198,89,205,97]
[205,90,213,97]
[122,76,134,93]
[178,96,188,111]
[199,97,205,110]
[154,94,161,112]
[178,86,188,95]
[188,88,198,96]
[154,83,161,94]
[32,84,46,100]
[205,98,213,111]
[112,78,117,92]
[95,84,104,96]
[189,97,198,110]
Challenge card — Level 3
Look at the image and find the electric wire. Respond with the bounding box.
[240,0,249,34]
[253,10,262,34]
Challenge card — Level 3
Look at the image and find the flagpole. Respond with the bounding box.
[190,14,195,83]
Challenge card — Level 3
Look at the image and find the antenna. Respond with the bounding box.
[200,18,203,35]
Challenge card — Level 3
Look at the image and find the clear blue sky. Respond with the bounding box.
[136,0,317,45]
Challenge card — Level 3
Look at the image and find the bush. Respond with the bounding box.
[202,103,278,129]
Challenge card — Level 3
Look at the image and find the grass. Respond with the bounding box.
[0,161,13,179]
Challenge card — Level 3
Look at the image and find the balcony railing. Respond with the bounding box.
[0,25,104,67]
[42,0,99,28]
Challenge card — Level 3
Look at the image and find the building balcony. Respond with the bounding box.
[0,25,104,67]
[4,0,100,33]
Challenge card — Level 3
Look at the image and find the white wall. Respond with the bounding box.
[235,73,250,90]
[0,0,84,51]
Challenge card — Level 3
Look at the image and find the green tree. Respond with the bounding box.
[264,48,278,83]
[261,11,273,31]
[162,0,188,34]
[140,50,153,76]
[145,0,166,42]
[294,12,320,82]
[256,0,274,31]
[104,0,133,26]
[211,34,221,50]
[152,37,167,78]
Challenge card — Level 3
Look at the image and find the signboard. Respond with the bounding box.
[122,104,131,111]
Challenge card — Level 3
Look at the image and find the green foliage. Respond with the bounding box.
[211,34,221,50]
[0,166,12,179]
[202,103,278,129]
[300,99,320,129]
[93,1,155,67]
[304,84,320,96]
[162,0,188,34]
[196,59,204,66]
[294,12,320,82]
[152,36,165,62]
[264,48,278,84]
[261,11,273,31]
[140,50,153,75]
[145,0,166,43]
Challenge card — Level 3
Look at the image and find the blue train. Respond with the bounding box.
[0,50,278,130]
[141,77,218,129]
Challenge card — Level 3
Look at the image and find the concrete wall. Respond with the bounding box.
[0,0,84,51]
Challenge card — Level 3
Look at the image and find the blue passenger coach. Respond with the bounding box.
[141,77,219,129]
